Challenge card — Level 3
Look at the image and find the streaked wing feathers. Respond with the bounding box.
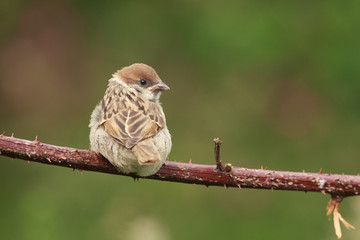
[100,87,165,149]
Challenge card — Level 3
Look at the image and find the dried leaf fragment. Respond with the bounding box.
[326,196,355,239]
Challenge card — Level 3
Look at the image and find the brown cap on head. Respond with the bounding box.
[116,63,161,85]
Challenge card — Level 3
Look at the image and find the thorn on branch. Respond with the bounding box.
[260,165,268,170]
[326,195,355,239]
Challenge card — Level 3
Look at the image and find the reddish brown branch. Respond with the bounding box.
[1,135,360,197]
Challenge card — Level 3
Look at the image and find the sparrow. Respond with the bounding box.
[89,63,172,176]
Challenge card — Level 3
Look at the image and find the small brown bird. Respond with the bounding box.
[89,63,172,176]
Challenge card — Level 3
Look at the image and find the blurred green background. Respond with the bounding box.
[1,1,360,239]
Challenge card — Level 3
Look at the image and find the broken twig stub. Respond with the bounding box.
[213,138,224,172]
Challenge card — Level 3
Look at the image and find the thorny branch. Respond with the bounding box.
[0,134,359,238]
[1,134,359,194]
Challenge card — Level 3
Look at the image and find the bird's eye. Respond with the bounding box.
[139,79,147,86]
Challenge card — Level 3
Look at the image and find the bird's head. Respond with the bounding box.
[114,63,170,102]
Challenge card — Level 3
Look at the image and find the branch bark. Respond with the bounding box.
[0,135,360,197]
[1,134,358,238]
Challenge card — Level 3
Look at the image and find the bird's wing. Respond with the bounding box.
[99,88,165,163]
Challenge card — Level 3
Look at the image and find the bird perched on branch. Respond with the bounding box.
[89,63,172,176]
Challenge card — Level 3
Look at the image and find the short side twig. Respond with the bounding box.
[213,138,224,171]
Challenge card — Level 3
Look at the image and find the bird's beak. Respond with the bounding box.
[154,80,170,91]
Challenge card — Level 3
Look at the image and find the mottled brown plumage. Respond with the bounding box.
[99,82,165,162]
[89,63,171,174]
